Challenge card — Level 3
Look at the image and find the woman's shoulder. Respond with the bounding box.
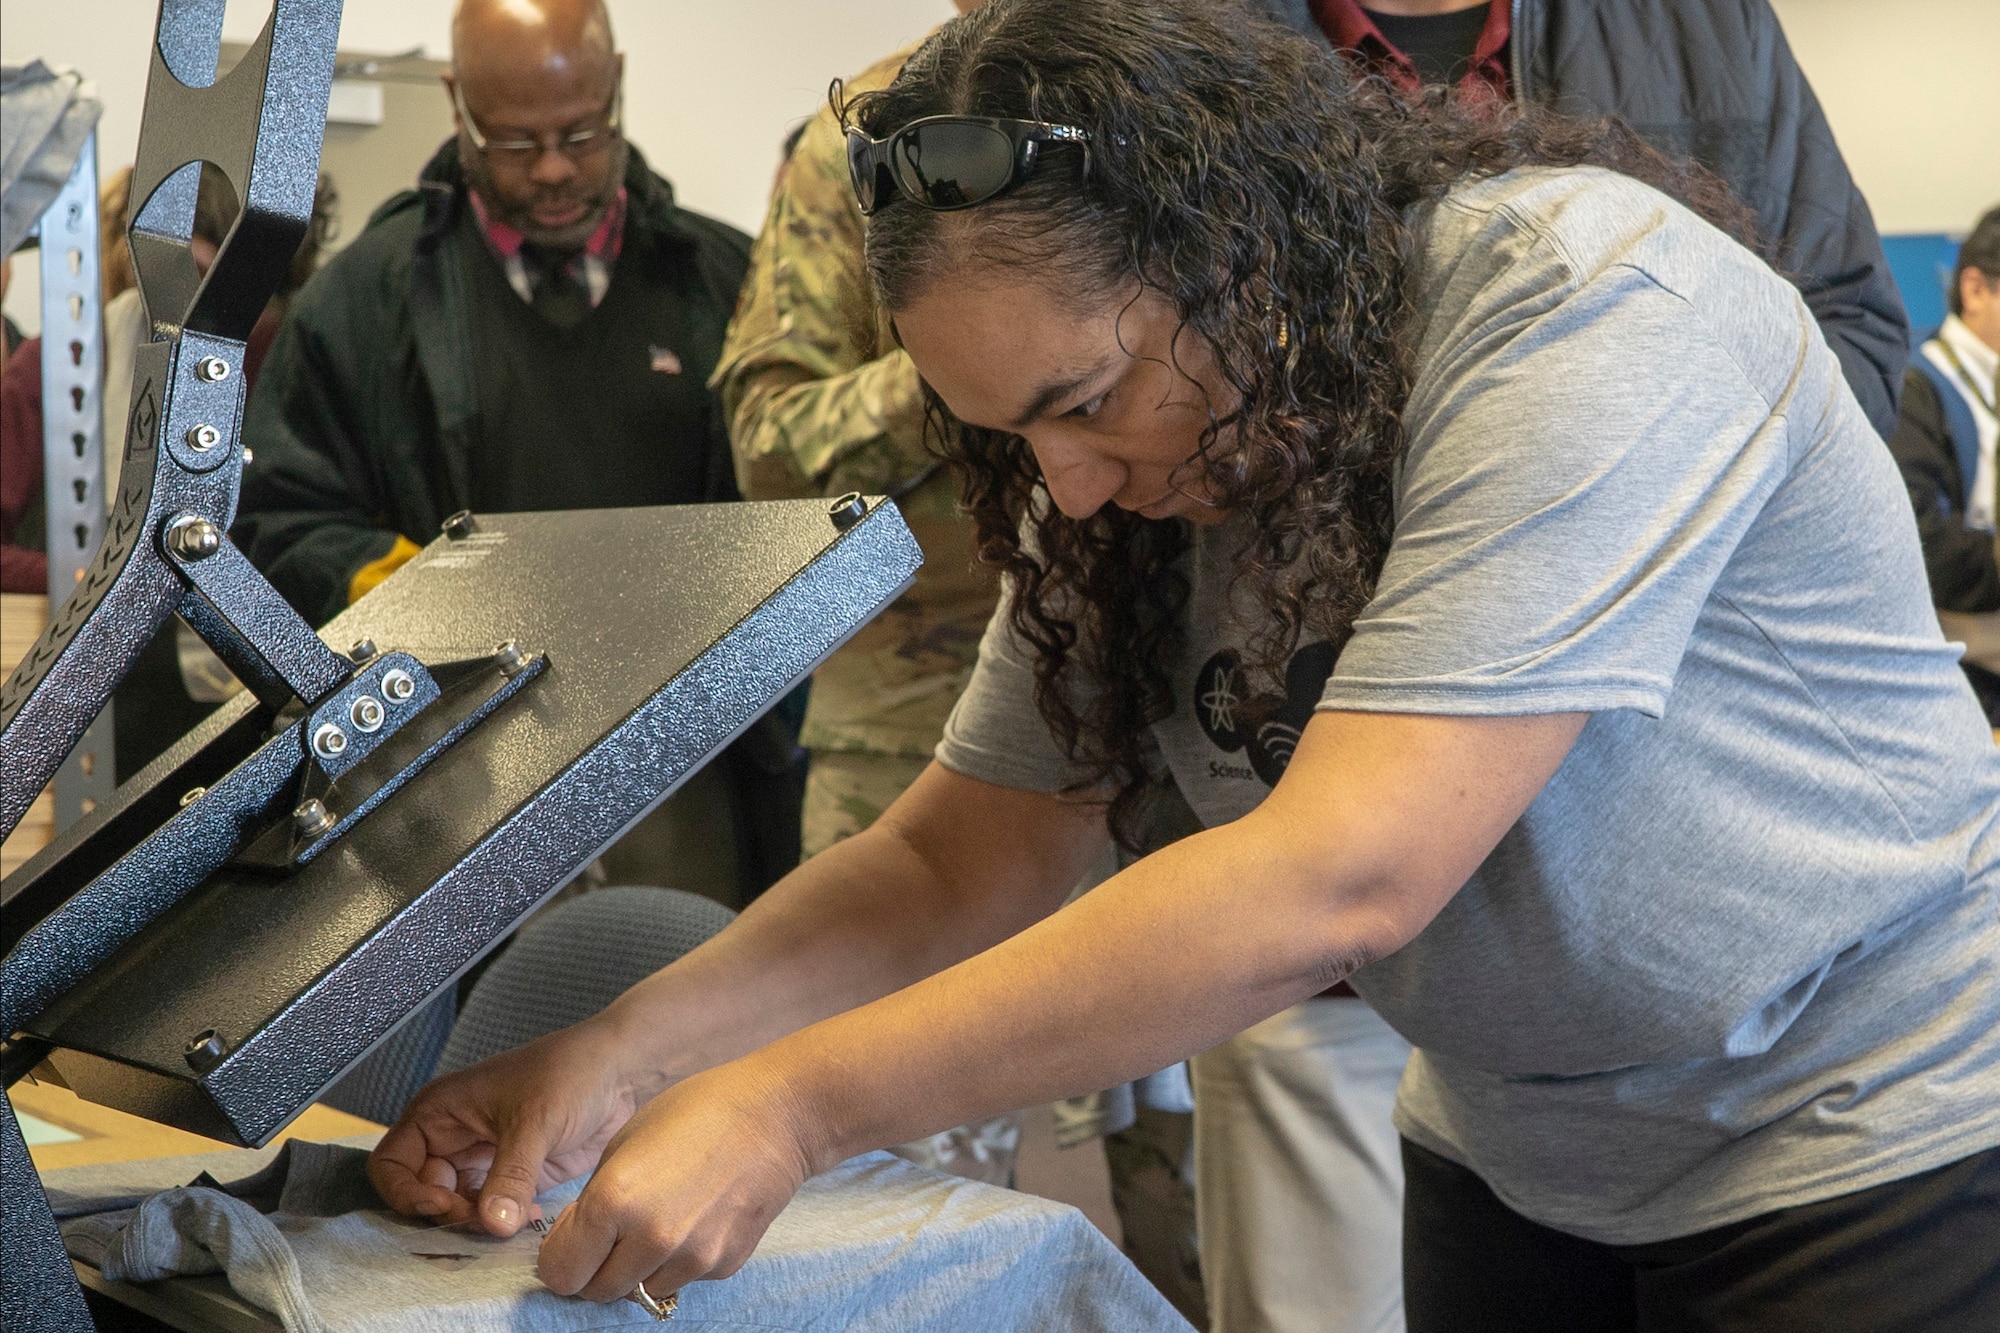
[1413,165,1800,384]
[1429,165,1739,289]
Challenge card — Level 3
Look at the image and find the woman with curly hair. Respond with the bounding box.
[370,1,2000,1326]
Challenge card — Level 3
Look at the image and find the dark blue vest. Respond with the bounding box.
[1914,341,1984,513]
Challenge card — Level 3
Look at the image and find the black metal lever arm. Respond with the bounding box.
[165,515,352,709]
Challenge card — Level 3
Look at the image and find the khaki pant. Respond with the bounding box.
[1940,609,2000,676]
[801,749,932,859]
[1193,998,1413,1333]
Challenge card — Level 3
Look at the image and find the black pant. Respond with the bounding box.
[1402,1138,2000,1332]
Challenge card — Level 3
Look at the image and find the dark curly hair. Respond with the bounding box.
[848,0,1761,848]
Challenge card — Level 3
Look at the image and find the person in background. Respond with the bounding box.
[716,5,990,963]
[1892,206,2000,719]
[233,0,796,906]
[1,258,19,360]
[1182,3,1911,1329]
[2,163,335,778]
[709,0,1031,1189]
[0,253,34,592]
[1255,0,1907,436]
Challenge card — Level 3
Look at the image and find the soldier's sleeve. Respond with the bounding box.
[711,108,931,502]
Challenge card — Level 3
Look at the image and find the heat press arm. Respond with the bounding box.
[1,0,348,843]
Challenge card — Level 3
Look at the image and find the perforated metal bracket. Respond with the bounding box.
[35,132,116,833]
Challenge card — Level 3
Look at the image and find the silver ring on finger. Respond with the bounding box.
[629,1280,678,1321]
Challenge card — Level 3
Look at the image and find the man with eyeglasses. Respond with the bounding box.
[236,1,801,905]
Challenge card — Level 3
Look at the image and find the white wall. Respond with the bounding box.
[3,0,951,334]
[1,0,952,237]
[1770,0,1999,235]
[5,0,1994,336]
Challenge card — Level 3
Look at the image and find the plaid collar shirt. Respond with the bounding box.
[1310,0,1512,101]
[467,186,628,309]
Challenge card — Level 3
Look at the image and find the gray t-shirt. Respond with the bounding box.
[936,166,2000,1245]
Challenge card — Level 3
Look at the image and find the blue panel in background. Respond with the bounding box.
[1883,233,1960,348]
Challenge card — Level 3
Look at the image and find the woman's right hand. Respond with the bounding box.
[366,1016,649,1236]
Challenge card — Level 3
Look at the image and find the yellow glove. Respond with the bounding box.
[347,535,421,604]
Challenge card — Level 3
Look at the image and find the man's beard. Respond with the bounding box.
[460,134,629,250]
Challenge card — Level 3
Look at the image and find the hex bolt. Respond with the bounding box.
[828,491,867,531]
[241,446,255,465]
[185,423,222,452]
[179,785,207,807]
[193,355,231,383]
[441,509,478,541]
[381,668,417,703]
[165,516,222,562]
[184,1029,226,1073]
[350,695,386,733]
[311,722,350,761]
[348,637,379,664]
[293,798,335,838]
[494,640,527,678]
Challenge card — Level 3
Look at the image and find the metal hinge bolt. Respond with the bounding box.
[828,492,866,531]
[381,668,417,703]
[185,423,221,452]
[184,1029,226,1073]
[165,516,222,561]
[194,355,231,383]
[311,722,349,761]
[350,695,385,733]
[293,797,336,838]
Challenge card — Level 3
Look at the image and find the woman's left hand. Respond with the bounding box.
[533,1060,819,1304]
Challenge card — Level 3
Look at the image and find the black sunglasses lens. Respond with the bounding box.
[846,131,881,213]
[890,122,1017,210]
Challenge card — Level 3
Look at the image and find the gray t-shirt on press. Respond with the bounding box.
[935,166,2000,1245]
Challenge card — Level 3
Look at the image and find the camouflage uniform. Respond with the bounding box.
[712,43,1016,1187]
[712,43,999,862]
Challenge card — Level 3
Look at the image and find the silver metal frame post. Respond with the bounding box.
[36,130,116,830]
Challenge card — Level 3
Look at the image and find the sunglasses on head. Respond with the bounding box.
[846,115,1091,216]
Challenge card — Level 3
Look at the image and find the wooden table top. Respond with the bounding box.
[2,592,55,878]
[15,1076,382,1172]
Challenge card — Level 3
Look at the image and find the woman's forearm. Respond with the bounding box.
[755,710,1586,1172]
[757,803,1364,1172]
[590,765,1106,1099]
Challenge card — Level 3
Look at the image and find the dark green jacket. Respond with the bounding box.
[236,140,752,625]
[1250,0,1909,440]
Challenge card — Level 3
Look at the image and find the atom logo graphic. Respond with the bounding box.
[1194,650,1249,752]
[1200,662,1240,734]
[1190,641,1337,785]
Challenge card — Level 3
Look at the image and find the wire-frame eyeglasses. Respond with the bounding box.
[450,73,623,164]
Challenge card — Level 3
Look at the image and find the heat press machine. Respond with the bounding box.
[0,4,919,1329]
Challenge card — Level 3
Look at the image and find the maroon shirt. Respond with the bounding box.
[1310,0,1512,101]
[1,335,47,592]
[1,310,279,593]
